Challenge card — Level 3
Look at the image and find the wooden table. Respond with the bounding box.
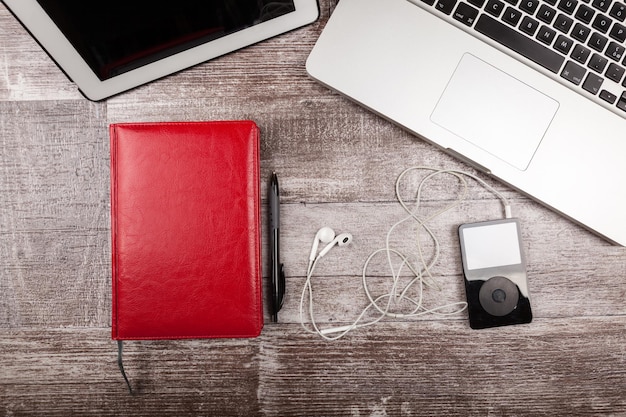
[1,1,625,415]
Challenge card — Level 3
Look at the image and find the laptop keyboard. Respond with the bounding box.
[410,0,626,116]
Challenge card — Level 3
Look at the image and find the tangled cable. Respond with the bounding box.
[299,167,512,340]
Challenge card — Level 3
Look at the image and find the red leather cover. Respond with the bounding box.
[110,121,263,340]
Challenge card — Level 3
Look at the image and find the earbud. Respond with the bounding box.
[318,233,353,258]
[308,227,336,268]
[300,228,355,339]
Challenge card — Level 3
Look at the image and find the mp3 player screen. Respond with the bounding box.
[462,222,522,270]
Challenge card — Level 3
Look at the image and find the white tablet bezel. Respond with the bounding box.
[3,0,319,100]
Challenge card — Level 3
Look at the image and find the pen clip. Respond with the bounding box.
[278,263,286,311]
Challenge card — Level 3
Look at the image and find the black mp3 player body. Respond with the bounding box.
[459,218,532,329]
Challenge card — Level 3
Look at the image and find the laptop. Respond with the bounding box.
[307,0,626,245]
[2,0,319,101]
[306,0,626,246]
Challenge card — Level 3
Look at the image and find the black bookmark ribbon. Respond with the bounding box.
[117,341,133,394]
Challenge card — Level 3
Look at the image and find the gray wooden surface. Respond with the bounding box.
[1,1,625,415]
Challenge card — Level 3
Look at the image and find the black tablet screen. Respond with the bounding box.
[37,0,295,80]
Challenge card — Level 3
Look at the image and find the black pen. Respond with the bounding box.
[269,172,285,322]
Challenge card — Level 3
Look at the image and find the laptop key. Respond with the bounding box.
[520,16,541,35]
[609,2,626,21]
[436,0,458,14]
[485,0,506,16]
[503,6,523,25]
[606,63,625,82]
[454,2,480,25]
[554,13,574,32]
[558,0,579,14]
[600,89,618,103]
[537,25,558,44]
[589,53,609,72]
[575,4,596,23]
[572,23,592,42]
[555,34,575,53]
[538,4,558,23]
[520,0,540,13]
[588,32,608,51]
[582,72,604,93]
[475,14,565,73]
[592,14,612,33]
[610,22,626,42]
[561,60,587,84]
[591,0,610,13]
[606,42,625,61]
[571,44,592,63]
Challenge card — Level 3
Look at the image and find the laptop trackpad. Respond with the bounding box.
[431,54,559,170]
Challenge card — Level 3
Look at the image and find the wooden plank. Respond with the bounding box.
[0,318,624,416]
[0,328,262,415]
[0,100,109,328]
[258,318,626,416]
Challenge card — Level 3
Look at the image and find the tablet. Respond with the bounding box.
[3,0,319,101]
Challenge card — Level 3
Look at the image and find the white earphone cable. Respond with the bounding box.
[300,167,512,340]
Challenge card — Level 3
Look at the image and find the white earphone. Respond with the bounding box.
[301,226,354,339]
[307,227,353,272]
[308,226,336,270]
[318,232,353,258]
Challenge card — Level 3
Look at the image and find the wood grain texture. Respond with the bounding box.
[1,0,625,415]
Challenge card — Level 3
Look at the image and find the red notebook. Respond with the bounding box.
[110,121,263,340]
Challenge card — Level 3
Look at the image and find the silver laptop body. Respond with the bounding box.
[307,0,626,245]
